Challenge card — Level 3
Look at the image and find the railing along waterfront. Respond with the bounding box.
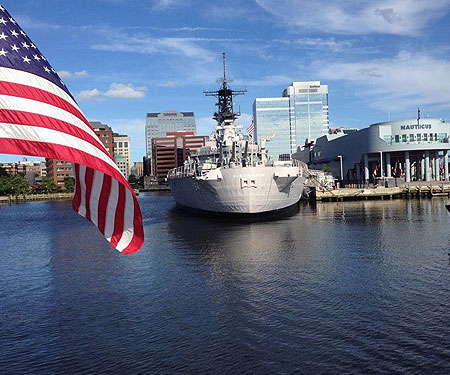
[0,192,73,205]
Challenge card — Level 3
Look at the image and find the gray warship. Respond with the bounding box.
[167,54,306,214]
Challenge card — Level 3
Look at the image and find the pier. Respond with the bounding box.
[0,193,73,205]
[312,181,450,202]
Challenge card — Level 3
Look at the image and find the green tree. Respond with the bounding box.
[138,176,144,189]
[128,174,137,188]
[64,177,75,193]
[322,164,329,172]
[0,166,8,177]
[39,176,59,193]
[10,175,31,196]
[0,176,12,195]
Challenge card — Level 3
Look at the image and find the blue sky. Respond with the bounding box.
[2,0,450,163]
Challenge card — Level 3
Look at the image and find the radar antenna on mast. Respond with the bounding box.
[204,53,247,124]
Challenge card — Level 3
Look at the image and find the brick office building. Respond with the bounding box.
[152,132,207,183]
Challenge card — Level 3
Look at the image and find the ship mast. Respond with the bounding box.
[204,53,246,124]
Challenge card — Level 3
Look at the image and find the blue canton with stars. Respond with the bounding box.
[0,5,72,98]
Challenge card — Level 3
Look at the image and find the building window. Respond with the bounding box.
[423,133,428,141]
[395,135,400,143]
[409,134,414,142]
[402,134,407,142]
[417,134,421,142]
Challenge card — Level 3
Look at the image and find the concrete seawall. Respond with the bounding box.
[0,193,73,205]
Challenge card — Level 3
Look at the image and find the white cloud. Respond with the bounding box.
[58,70,72,79]
[77,83,146,101]
[75,70,89,77]
[15,15,62,30]
[255,0,450,35]
[77,88,103,102]
[290,38,354,52]
[236,74,292,87]
[319,51,450,111]
[151,0,188,10]
[57,70,89,79]
[157,81,176,88]
[105,83,146,99]
[90,34,217,62]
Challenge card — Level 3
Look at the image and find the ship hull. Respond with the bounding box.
[168,166,305,214]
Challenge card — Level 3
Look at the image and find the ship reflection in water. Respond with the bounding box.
[1,193,450,374]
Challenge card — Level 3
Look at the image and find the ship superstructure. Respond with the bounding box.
[167,54,306,214]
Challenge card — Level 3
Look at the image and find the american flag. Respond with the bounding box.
[0,6,144,253]
[246,120,254,138]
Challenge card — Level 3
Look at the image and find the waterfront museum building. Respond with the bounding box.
[292,118,450,183]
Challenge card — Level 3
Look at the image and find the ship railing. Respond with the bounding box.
[168,165,196,179]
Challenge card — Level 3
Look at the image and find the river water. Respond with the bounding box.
[1,193,450,374]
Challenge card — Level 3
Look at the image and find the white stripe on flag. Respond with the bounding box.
[0,122,120,172]
[89,170,104,226]
[0,67,80,110]
[104,178,119,242]
[78,165,87,217]
[0,94,105,148]
[116,189,135,252]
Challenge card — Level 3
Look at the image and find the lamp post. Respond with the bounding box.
[379,151,383,177]
[337,155,343,181]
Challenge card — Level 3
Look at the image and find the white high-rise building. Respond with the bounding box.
[253,81,329,160]
[145,110,196,157]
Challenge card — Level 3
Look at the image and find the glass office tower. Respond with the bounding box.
[253,81,329,161]
[145,110,196,157]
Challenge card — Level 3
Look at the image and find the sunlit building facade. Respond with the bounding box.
[253,81,329,160]
[113,133,131,177]
[293,118,450,183]
[145,111,196,158]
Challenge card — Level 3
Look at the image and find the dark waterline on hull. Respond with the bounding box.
[1,194,450,374]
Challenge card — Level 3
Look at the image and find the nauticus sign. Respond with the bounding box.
[400,123,432,130]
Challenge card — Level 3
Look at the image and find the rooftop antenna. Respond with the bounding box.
[417,107,420,125]
[223,52,226,84]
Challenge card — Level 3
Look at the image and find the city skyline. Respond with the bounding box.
[1,1,450,163]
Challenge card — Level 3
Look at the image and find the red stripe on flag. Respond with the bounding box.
[0,137,128,188]
[0,109,112,160]
[0,81,94,131]
[97,174,112,235]
[84,167,95,221]
[72,163,81,212]
[110,182,126,247]
[121,196,144,254]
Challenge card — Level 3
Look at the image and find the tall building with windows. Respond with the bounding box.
[151,131,207,183]
[113,133,131,177]
[45,159,74,189]
[90,121,114,157]
[145,111,196,157]
[253,81,329,160]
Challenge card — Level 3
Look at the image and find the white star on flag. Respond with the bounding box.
[0,5,144,253]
